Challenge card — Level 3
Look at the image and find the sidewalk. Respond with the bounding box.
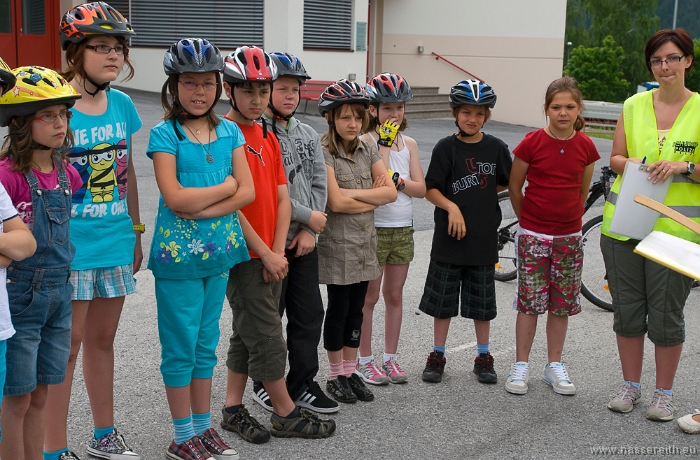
[63,88,700,460]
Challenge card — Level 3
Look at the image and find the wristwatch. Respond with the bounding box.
[133,223,146,233]
[683,162,695,176]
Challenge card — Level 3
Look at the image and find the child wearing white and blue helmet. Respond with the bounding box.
[419,79,512,385]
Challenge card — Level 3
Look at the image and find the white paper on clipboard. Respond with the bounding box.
[608,162,672,240]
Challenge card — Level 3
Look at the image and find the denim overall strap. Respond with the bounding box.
[8,165,74,280]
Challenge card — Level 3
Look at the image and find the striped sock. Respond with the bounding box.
[192,412,211,436]
[173,416,195,444]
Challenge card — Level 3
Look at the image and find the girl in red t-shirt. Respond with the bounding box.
[505,76,600,397]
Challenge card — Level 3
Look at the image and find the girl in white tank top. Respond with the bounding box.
[356,73,426,385]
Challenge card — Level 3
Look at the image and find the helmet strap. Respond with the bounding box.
[30,142,51,151]
[454,120,477,138]
[84,76,110,97]
[229,98,268,138]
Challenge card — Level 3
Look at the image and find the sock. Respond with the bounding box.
[44,449,69,460]
[625,380,641,390]
[283,406,301,419]
[94,425,114,439]
[224,404,242,414]
[342,359,357,378]
[358,355,374,366]
[329,362,343,380]
[383,353,397,363]
[433,345,445,357]
[477,343,489,356]
[657,388,673,396]
[173,416,195,444]
[192,412,211,436]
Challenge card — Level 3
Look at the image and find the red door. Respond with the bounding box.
[0,0,60,69]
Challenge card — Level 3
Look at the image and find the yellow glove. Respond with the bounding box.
[377,120,400,147]
[388,168,405,191]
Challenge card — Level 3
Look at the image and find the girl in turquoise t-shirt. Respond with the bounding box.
[147,38,254,459]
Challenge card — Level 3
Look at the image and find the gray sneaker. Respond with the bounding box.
[646,390,675,421]
[86,429,140,460]
[607,382,641,413]
[58,452,81,460]
[542,362,576,395]
[505,362,529,395]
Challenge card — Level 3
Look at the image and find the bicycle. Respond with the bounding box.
[495,166,617,312]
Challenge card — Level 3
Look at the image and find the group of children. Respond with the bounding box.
[0,1,617,459]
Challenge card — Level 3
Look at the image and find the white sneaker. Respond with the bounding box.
[505,362,529,395]
[542,362,576,395]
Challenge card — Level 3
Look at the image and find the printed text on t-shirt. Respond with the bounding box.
[452,158,497,194]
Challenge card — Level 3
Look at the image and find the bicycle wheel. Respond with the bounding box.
[580,215,613,312]
[495,191,517,281]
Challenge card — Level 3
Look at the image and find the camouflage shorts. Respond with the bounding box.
[376,226,414,266]
[516,233,583,316]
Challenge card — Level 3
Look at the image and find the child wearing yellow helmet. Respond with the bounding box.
[0,65,83,459]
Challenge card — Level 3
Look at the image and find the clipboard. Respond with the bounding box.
[633,195,700,281]
[608,162,671,240]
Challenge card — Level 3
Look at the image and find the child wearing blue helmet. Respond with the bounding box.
[419,79,512,385]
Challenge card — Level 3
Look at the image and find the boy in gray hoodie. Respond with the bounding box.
[250,52,338,414]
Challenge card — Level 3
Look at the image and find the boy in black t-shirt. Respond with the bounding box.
[419,80,512,384]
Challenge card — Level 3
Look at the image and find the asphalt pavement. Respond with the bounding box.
[61,88,700,460]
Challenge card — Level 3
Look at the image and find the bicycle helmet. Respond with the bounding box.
[0,57,15,97]
[268,52,310,83]
[0,66,81,127]
[60,2,135,50]
[318,79,369,116]
[164,38,224,75]
[366,73,413,103]
[449,79,496,108]
[223,46,277,84]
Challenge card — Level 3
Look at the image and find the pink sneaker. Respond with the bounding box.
[355,359,389,385]
[382,358,408,384]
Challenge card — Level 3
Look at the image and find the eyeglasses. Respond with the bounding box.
[34,110,72,123]
[178,81,218,91]
[85,44,129,56]
[649,55,684,68]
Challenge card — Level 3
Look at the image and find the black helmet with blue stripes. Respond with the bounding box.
[449,79,496,109]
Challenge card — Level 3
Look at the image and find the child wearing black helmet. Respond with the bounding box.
[316,79,397,404]
[419,79,512,385]
[46,3,142,459]
[148,37,255,460]
[248,51,338,415]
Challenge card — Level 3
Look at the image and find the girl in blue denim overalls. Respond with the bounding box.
[0,66,83,458]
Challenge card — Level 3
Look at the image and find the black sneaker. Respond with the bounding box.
[220,404,271,444]
[296,380,340,414]
[326,376,357,404]
[348,373,374,401]
[252,380,273,412]
[473,352,498,383]
[270,408,336,439]
[421,351,446,383]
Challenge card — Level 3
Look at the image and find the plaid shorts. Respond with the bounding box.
[419,259,497,321]
[515,232,583,316]
[376,226,414,266]
[71,264,136,301]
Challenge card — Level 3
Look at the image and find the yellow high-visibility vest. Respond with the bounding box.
[602,90,700,244]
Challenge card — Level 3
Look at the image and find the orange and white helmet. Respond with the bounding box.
[60,2,135,50]
[0,66,81,127]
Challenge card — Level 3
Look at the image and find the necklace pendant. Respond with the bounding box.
[206,153,214,163]
[560,148,565,155]
[196,129,201,135]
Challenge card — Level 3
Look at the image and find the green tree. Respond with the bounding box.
[684,39,700,92]
[566,0,660,95]
[565,36,630,102]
